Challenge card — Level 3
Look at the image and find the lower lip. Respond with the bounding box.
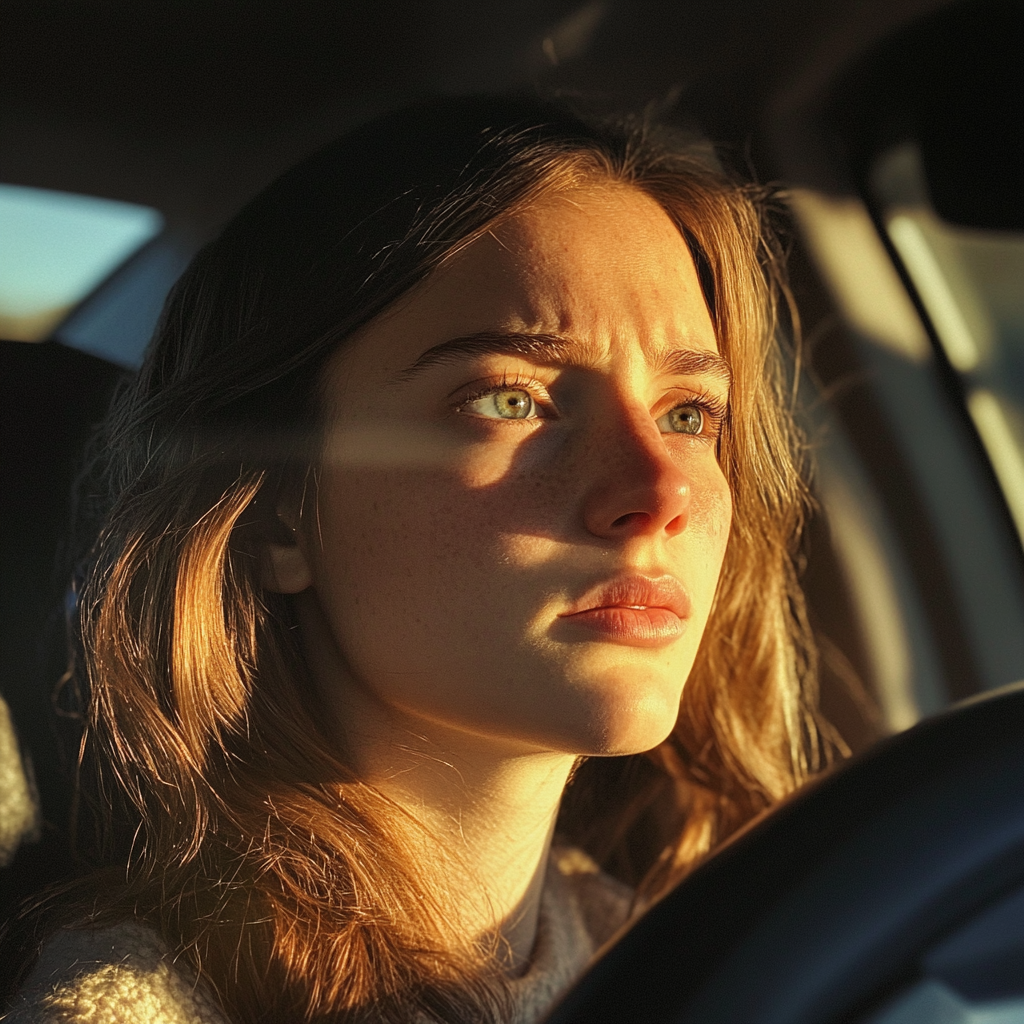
[561,606,684,647]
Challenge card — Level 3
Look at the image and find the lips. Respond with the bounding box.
[558,574,692,647]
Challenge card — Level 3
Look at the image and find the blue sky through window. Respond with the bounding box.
[0,183,162,342]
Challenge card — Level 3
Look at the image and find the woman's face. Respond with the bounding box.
[287,183,732,758]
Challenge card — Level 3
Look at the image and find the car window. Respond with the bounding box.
[785,0,1024,724]
[0,183,161,344]
[872,142,1024,544]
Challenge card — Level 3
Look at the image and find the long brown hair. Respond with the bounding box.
[66,97,825,1022]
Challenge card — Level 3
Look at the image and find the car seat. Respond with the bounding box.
[0,339,123,998]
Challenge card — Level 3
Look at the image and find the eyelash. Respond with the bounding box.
[454,374,728,437]
[454,373,552,414]
[672,385,729,439]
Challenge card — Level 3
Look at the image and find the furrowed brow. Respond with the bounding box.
[658,348,733,392]
[389,332,581,385]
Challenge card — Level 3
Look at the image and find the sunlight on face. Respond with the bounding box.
[301,185,732,757]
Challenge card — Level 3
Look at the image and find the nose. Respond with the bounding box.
[580,402,692,541]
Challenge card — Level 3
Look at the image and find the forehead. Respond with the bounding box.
[334,183,718,389]
[489,185,711,335]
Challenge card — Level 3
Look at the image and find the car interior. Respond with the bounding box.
[2,0,1022,1020]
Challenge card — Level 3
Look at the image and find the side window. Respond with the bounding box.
[842,0,1024,551]
[0,184,162,347]
[872,147,1024,548]
[786,0,1024,728]
[873,143,1024,546]
[0,183,191,367]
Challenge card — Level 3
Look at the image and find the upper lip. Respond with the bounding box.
[561,573,692,620]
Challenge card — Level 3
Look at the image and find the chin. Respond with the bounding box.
[549,668,688,758]
[588,710,681,757]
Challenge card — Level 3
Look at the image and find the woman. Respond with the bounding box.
[9,95,827,1023]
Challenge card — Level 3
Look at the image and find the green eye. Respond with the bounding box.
[658,404,703,435]
[466,388,536,419]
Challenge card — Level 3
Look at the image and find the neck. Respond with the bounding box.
[294,591,577,971]
[351,699,575,972]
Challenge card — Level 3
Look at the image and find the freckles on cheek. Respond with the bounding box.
[327,436,570,614]
[446,438,571,544]
[365,473,460,554]
[341,466,536,581]
[690,467,733,546]
[688,468,737,573]
[448,479,560,573]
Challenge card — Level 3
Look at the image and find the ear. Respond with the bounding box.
[262,505,314,594]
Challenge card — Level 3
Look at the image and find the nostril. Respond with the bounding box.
[611,511,650,530]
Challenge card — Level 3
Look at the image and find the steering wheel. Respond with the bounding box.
[544,682,1024,1023]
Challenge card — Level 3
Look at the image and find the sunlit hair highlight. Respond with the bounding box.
[61,97,829,1022]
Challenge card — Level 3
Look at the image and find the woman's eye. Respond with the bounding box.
[657,403,704,435]
[463,388,537,420]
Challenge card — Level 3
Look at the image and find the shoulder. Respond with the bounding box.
[3,920,229,1024]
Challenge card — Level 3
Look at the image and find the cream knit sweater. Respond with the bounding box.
[4,847,632,1024]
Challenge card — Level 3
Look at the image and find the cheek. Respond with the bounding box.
[312,463,552,636]
[307,462,574,738]
[682,461,733,606]
[342,441,571,570]
[692,464,732,544]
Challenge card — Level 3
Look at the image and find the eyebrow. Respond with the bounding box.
[389,331,732,390]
